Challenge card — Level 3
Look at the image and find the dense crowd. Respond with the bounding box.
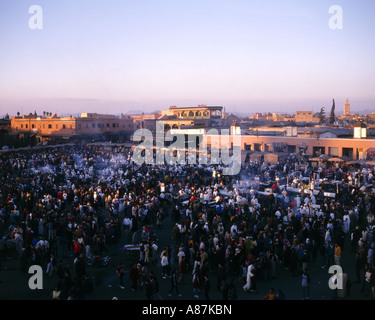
[0,143,374,300]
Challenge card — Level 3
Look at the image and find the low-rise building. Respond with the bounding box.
[11,113,134,141]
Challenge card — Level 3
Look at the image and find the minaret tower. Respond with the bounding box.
[344,99,350,116]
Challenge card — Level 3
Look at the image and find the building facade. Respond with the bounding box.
[11,113,134,140]
[161,105,225,130]
[203,129,375,160]
[295,111,319,123]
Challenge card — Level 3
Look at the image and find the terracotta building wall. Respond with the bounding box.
[204,133,375,160]
[11,117,76,135]
[11,115,134,136]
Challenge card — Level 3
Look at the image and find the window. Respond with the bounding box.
[48,124,52,129]
[56,124,58,129]
[63,124,66,129]
[112,123,116,128]
[25,124,28,129]
[329,147,339,157]
[107,123,110,128]
[21,124,23,129]
[313,146,325,157]
[92,124,96,128]
[32,124,35,129]
[342,148,353,159]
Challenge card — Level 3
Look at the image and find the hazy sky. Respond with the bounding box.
[0,0,374,116]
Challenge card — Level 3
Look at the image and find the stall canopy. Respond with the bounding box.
[264,153,279,165]
[328,157,344,162]
[249,152,263,162]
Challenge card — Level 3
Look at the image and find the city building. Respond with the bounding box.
[202,123,375,161]
[160,105,225,131]
[11,113,134,142]
[295,111,320,123]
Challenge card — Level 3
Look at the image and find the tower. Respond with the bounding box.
[344,99,350,116]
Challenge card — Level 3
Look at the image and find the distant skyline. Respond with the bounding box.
[1,0,375,116]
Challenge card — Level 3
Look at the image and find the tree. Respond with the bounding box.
[329,99,335,124]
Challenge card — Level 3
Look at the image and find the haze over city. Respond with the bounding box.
[1,0,375,116]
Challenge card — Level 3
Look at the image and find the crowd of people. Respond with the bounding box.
[0,143,374,300]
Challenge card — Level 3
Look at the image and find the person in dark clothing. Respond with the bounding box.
[62,272,74,300]
[228,279,238,300]
[168,269,182,297]
[203,275,210,300]
[129,263,139,292]
[221,280,229,300]
[145,278,154,300]
[82,274,94,300]
[56,260,65,282]
[217,263,226,291]
[354,252,363,283]
[116,263,125,289]
[276,289,285,300]
[149,271,161,300]
[74,255,86,280]
[289,248,298,276]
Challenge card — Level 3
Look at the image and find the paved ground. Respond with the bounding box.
[0,210,371,301]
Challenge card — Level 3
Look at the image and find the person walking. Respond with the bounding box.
[193,271,200,299]
[354,252,363,283]
[178,256,186,284]
[243,262,256,293]
[161,251,169,279]
[325,242,335,268]
[216,263,226,291]
[363,265,372,298]
[301,269,311,300]
[168,269,182,297]
[46,252,57,278]
[228,279,238,300]
[116,263,125,289]
[82,274,94,300]
[149,271,162,300]
[129,263,139,292]
[334,243,342,266]
[203,274,210,300]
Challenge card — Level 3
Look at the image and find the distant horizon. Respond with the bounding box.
[1,1,375,116]
[2,97,374,118]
